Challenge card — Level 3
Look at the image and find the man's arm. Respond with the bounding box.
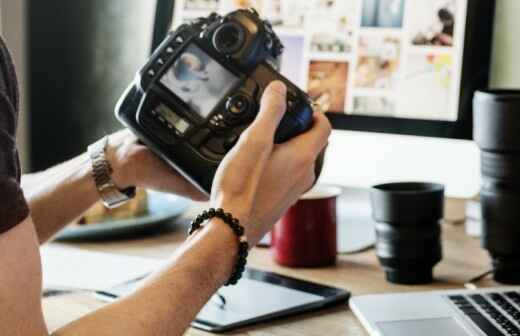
[0,212,235,336]
[53,219,237,336]
[22,130,207,243]
[21,153,100,242]
[1,81,330,336]
[51,81,331,335]
[0,218,48,336]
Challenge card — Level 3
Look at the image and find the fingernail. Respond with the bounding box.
[269,80,287,96]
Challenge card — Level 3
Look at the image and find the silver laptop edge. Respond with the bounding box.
[350,287,520,336]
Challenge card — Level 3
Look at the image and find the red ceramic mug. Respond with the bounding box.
[271,185,341,267]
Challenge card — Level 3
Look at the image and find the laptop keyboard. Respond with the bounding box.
[449,292,520,336]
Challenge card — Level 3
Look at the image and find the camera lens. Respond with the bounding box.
[474,89,520,284]
[370,182,444,285]
[212,22,245,54]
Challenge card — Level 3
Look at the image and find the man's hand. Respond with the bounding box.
[107,129,208,201]
[210,81,332,245]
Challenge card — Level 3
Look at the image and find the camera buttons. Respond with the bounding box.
[209,114,228,131]
[226,95,250,115]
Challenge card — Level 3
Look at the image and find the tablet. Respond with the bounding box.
[97,268,350,332]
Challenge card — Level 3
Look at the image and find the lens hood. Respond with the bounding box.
[370,182,444,223]
[474,90,520,151]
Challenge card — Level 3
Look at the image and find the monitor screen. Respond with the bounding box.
[161,43,240,118]
[164,0,494,139]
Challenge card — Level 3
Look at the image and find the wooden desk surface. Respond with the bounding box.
[42,202,497,335]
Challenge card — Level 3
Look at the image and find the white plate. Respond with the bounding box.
[54,191,190,241]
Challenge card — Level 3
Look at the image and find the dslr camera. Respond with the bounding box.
[116,9,314,193]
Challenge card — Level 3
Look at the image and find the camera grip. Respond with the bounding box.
[274,103,314,143]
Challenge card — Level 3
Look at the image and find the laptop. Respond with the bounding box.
[350,287,520,336]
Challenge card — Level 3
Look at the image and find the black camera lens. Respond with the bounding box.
[481,189,520,284]
[370,182,444,285]
[212,22,246,54]
[475,89,520,284]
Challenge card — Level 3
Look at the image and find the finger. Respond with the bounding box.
[248,81,287,138]
[231,81,288,161]
[284,111,331,155]
[132,146,208,201]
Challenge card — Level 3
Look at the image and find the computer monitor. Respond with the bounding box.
[153,0,495,197]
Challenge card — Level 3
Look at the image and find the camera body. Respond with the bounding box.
[116,9,314,193]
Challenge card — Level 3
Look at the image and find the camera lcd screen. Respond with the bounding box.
[161,44,239,119]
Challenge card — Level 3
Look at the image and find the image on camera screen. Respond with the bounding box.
[160,44,240,119]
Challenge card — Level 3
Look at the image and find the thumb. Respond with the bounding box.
[249,81,287,138]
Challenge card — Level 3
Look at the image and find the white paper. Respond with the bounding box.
[41,245,163,291]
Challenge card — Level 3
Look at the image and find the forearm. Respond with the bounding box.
[21,153,100,243]
[53,218,237,336]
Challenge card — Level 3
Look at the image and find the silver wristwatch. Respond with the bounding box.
[87,136,136,208]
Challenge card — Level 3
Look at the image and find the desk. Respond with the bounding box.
[43,201,497,335]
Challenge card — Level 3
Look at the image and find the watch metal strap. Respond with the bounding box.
[88,136,135,208]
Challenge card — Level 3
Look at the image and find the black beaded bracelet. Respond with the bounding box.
[188,208,249,286]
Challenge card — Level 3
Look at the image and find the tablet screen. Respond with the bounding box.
[197,277,323,325]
